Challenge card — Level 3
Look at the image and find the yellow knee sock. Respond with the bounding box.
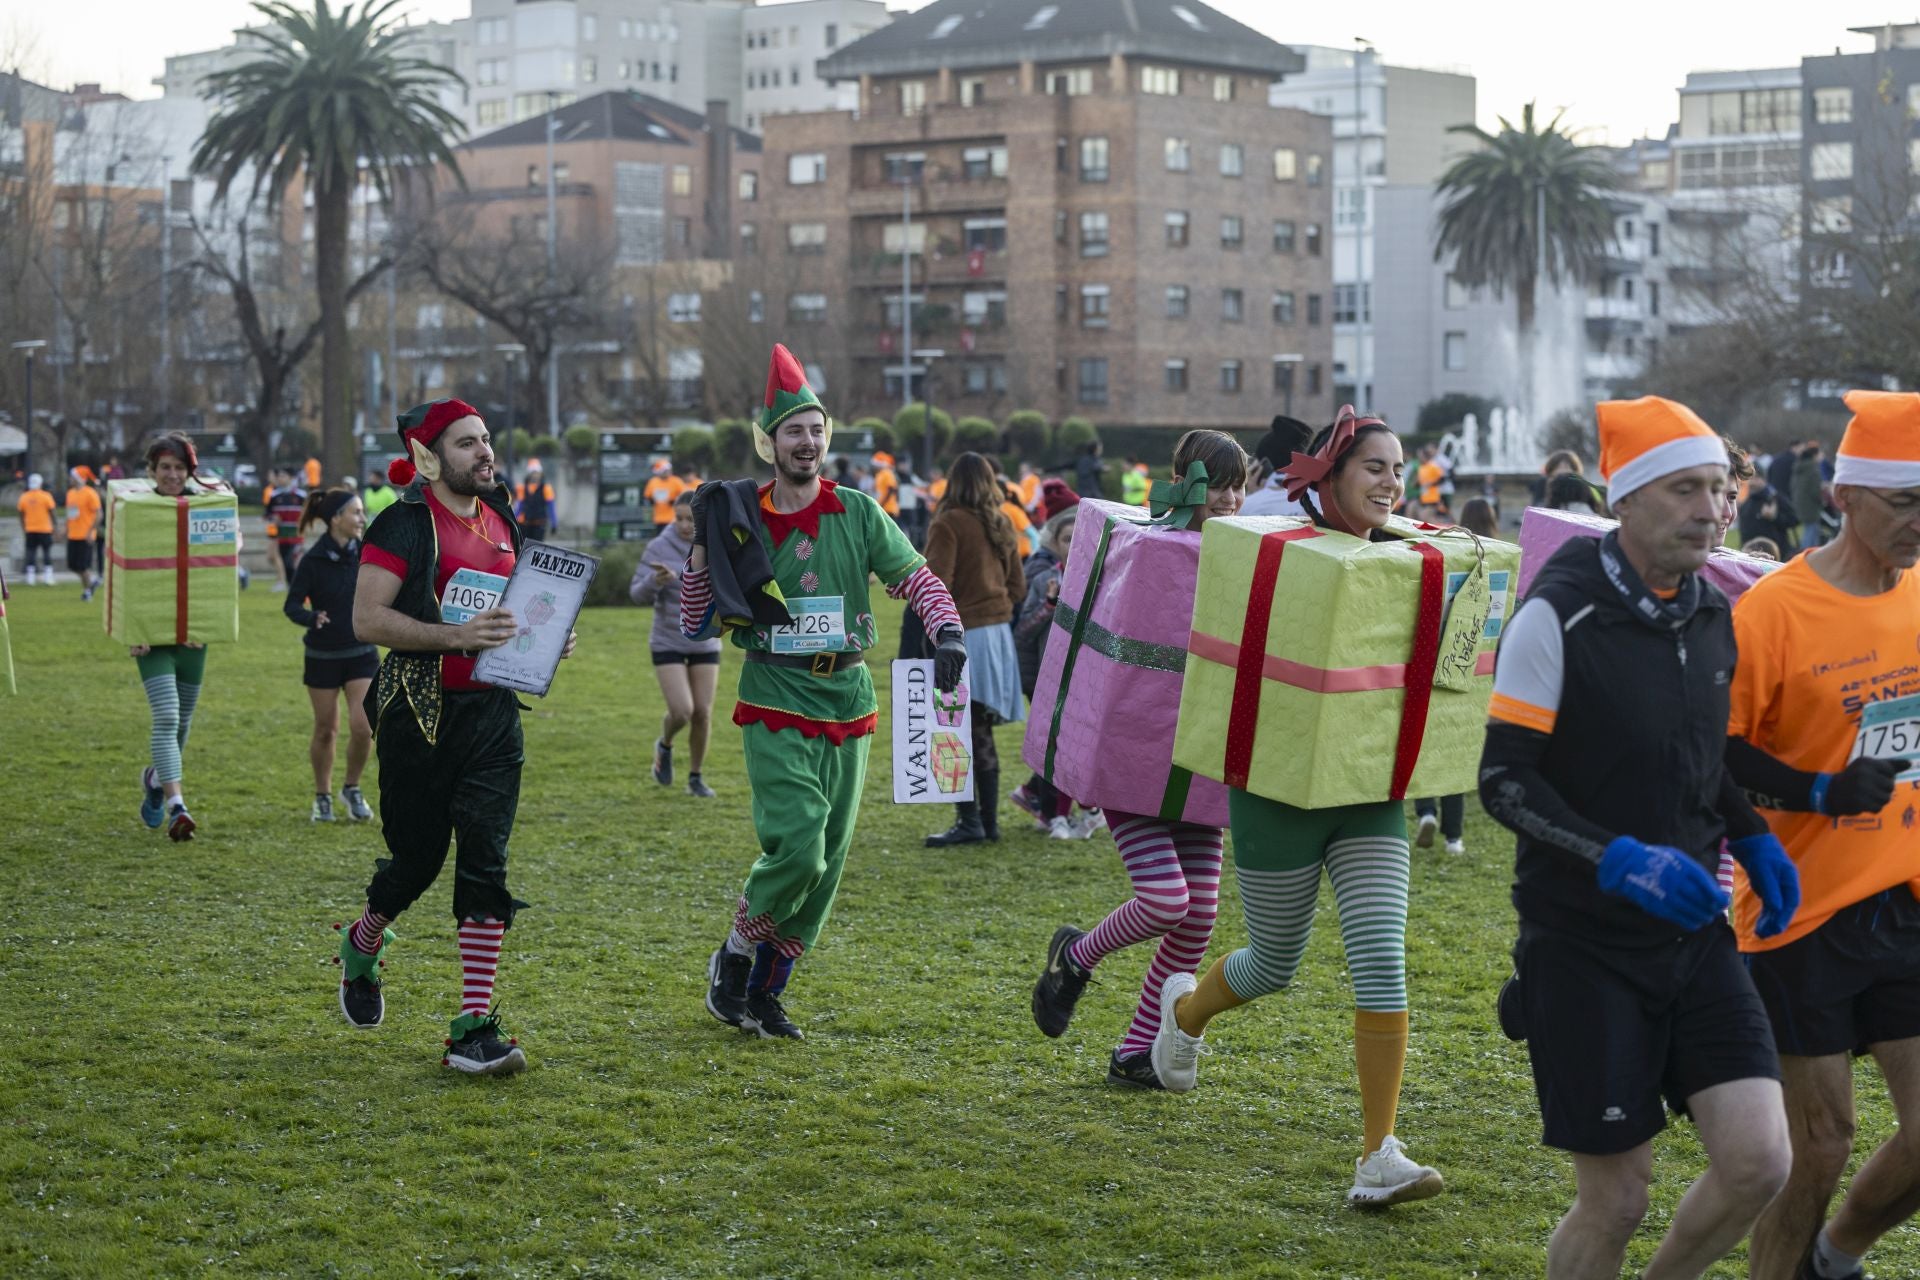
[1175,956,1247,1036]
[1355,1009,1409,1157]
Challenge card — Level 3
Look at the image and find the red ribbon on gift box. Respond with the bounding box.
[1216,529,1454,801]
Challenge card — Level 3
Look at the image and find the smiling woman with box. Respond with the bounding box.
[108,432,240,841]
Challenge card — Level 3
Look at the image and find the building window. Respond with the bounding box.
[1220,143,1244,177]
[788,293,828,324]
[1444,275,1470,309]
[1055,210,1068,243]
[476,58,507,86]
[1812,87,1852,124]
[1080,284,1110,328]
[962,290,1008,328]
[1079,211,1110,257]
[1649,223,1661,256]
[1165,210,1188,246]
[1045,67,1093,96]
[901,81,926,114]
[960,77,988,107]
[1273,359,1296,394]
[1221,288,1243,322]
[1219,215,1242,249]
[1080,136,1109,182]
[1056,285,1069,319]
[476,98,509,127]
[740,222,758,254]
[1165,137,1190,172]
[883,222,927,256]
[1307,294,1322,325]
[619,61,631,80]
[581,56,597,84]
[1166,285,1189,318]
[1213,75,1233,102]
[1306,222,1323,255]
[1811,196,1852,233]
[1307,363,1322,395]
[787,221,827,253]
[1220,360,1242,393]
[673,217,691,247]
[825,23,838,46]
[1306,154,1325,186]
[1273,147,1297,181]
[1442,331,1467,371]
[1078,358,1109,404]
[1810,141,1853,182]
[962,145,1008,179]
[1649,281,1660,316]
[478,17,507,43]
[581,14,597,39]
[671,164,692,195]
[1141,66,1180,96]
[738,172,758,202]
[788,153,826,185]
[1272,290,1295,324]
[668,292,702,323]
[883,151,926,183]
[1165,359,1188,391]
[963,216,1007,252]
[1334,285,1356,324]
[1273,220,1296,253]
[1912,139,1920,177]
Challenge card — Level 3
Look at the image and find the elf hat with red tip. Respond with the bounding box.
[754,343,830,464]
[387,398,480,486]
[1834,390,1920,489]
[1596,396,1727,505]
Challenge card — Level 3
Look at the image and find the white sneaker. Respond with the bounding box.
[1414,813,1438,848]
[1071,809,1106,839]
[1348,1135,1445,1207]
[1444,838,1466,856]
[1149,972,1210,1093]
[1047,816,1078,840]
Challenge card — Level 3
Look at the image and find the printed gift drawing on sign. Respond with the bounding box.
[892,658,974,804]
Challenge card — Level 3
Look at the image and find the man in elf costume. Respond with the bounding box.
[336,398,575,1075]
[684,345,967,1039]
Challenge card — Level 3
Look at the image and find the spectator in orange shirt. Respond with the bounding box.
[15,473,56,585]
[63,466,104,599]
[643,459,684,532]
[871,451,900,517]
[304,456,323,488]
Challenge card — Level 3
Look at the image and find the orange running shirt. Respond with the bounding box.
[645,474,686,525]
[1729,553,1920,951]
[16,489,54,534]
[873,468,899,516]
[63,486,101,540]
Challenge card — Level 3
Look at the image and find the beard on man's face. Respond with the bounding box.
[436,450,495,496]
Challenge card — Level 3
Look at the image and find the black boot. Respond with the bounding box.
[977,765,1001,840]
[925,802,988,847]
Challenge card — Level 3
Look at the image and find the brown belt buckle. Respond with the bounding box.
[810,651,837,677]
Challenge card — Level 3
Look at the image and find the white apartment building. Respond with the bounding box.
[157,0,887,138]
[1583,190,1673,403]
[1269,45,1476,414]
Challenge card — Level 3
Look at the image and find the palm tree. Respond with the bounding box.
[1433,103,1619,433]
[192,0,464,482]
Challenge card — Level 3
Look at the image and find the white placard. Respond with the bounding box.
[471,544,599,697]
[891,658,974,804]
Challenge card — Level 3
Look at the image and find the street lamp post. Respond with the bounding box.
[12,339,48,474]
[496,342,526,494]
[912,347,943,480]
[1352,37,1373,414]
[544,93,561,440]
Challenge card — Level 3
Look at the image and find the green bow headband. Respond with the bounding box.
[1148,460,1210,529]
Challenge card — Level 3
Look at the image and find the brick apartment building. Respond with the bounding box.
[756,0,1336,436]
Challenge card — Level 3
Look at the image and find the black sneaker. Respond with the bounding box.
[340,976,383,1028]
[1107,1050,1165,1090]
[1032,925,1092,1037]
[1497,974,1526,1041]
[652,739,673,787]
[687,774,716,798]
[443,1009,527,1075]
[745,990,804,1040]
[706,946,754,1028]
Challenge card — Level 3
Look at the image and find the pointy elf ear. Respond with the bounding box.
[408,436,441,484]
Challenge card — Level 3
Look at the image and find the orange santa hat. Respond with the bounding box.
[1596,396,1728,505]
[1832,390,1920,489]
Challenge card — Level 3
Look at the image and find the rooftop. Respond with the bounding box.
[818,0,1303,82]
[465,91,761,153]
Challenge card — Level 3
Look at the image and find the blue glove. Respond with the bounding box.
[1596,836,1730,931]
[1729,833,1800,939]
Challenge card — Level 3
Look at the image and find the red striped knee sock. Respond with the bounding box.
[457,918,506,1016]
[349,908,393,955]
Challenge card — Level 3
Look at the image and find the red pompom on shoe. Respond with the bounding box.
[388,457,416,486]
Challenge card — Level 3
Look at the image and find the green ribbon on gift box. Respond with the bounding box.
[1147,460,1210,529]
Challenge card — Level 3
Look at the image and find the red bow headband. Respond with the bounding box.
[1281,404,1385,503]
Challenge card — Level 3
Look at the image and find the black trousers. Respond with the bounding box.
[367,687,524,926]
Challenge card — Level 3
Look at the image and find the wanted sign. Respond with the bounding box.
[472,544,599,697]
[891,659,974,804]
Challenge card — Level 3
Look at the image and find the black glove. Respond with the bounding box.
[933,626,967,694]
[690,481,716,548]
[1819,756,1911,816]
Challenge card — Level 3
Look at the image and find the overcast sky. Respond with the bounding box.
[6,0,1892,142]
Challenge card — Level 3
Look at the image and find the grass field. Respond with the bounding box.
[3,585,1916,1278]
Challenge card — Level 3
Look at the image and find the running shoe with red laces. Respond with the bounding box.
[166,801,196,842]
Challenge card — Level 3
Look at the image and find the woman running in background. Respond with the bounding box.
[284,486,376,823]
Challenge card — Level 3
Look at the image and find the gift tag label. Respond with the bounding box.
[1850,693,1920,784]
[187,510,238,545]
[770,595,846,654]
[1433,561,1493,693]
[441,568,508,626]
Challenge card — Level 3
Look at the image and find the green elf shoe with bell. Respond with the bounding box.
[334,922,393,1030]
